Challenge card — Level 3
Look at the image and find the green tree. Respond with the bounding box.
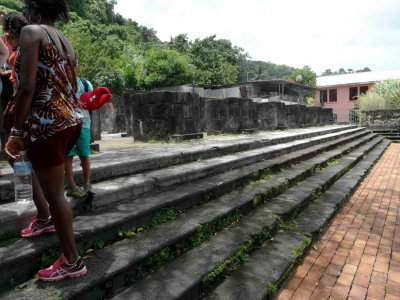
[284,66,316,88]
[0,0,305,93]
[251,65,269,80]
[169,34,190,54]
[284,65,317,98]
[321,69,333,76]
[238,60,297,82]
[190,35,247,85]
[68,0,89,18]
[61,16,125,86]
[137,47,193,90]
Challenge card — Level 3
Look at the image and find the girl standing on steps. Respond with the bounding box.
[2,12,54,234]
[5,0,87,281]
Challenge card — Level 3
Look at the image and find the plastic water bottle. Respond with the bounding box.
[14,151,33,204]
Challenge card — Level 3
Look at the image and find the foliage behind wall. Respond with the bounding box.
[0,0,316,93]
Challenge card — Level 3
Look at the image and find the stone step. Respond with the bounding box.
[0,132,376,291]
[207,140,390,300]
[110,138,387,300]
[384,136,400,140]
[0,129,370,236]
[0,125,357,204]
[0,136,383,299]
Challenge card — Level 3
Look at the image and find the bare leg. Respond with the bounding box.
[64,156,76,187]
[35,163,78,263]
[32,171,50,220]
[79,156,90,184]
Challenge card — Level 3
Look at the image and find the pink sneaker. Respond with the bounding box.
[37,254,87,282]
[20,216,56,237]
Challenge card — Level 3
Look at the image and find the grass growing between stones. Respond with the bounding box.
[25,151,346,289]
[0,230,19,244]
[201,240,255,287]
[267,235,313,297]
[197,218,303,297]
[196,151,367,297]
[125,211,244,284]
[18,139,373,294]
[39,249,60,270]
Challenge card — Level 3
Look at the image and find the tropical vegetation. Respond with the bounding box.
[356,79,400,112]
[320,67,371,76]
[0,0,316,94]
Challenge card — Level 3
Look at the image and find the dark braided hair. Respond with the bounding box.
[23,0,69,22]
[3,12,29,37]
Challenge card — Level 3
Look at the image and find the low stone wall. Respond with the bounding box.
[320,108,334,125]
[257,102,286,130]
[90,110,102,142]
[360,109,400,129]
[205,98,257,134]
[119,92,333,141]
[125,92,205,141]
[305,106,321,127]
[100,95,127,134]
[285,104,305,128]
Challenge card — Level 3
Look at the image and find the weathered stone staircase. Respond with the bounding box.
[0,125,390,300]
[371,129,400,142]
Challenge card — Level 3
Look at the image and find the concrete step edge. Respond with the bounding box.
[0,126,362,203]
[0,131,373,236]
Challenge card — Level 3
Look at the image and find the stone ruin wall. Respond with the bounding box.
[92,91,334,141]
[360,109,400,129]
[0,91,333,149]
[100,91,333,141]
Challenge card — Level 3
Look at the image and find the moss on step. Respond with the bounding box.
[264,234,313,297]
[0,230,19,244]
[202,240,254,287]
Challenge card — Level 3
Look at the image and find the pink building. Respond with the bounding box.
[314,69,400,122]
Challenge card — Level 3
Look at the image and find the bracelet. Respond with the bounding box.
[10,127,24,138]
[9,135,23,139]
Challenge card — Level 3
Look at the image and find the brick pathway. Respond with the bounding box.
[276,143,400,300]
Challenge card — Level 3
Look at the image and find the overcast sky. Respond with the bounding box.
[114,0,400,75]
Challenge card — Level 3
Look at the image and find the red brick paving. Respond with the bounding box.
[276,143,400,300]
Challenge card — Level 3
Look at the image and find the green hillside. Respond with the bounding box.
[0,0,314,93]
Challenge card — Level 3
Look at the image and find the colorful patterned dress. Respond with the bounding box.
[15,25,83,142]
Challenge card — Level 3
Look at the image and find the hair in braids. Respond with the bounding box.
[3,12,29,38]
[23,0,69,22]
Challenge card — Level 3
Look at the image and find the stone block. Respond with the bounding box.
[127,92,205,140]
[320,107,333,125]
[298,104,307,127]
[90,109,102,142]
[286,104,301,128]
[306,106,322,126]
[276,102,287,129]
[257,102,280,130]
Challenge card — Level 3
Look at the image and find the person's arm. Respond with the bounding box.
[5,25,41,158]
[87,80,94,92]
[0,38,8,67]
[12,25,41,130]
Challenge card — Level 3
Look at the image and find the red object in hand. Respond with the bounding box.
[80,87,112,110]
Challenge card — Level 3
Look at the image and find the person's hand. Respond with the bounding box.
[0,69,11,77]
[5,137,25,159]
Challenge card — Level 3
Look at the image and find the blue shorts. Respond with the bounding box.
[67,127,91,157]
